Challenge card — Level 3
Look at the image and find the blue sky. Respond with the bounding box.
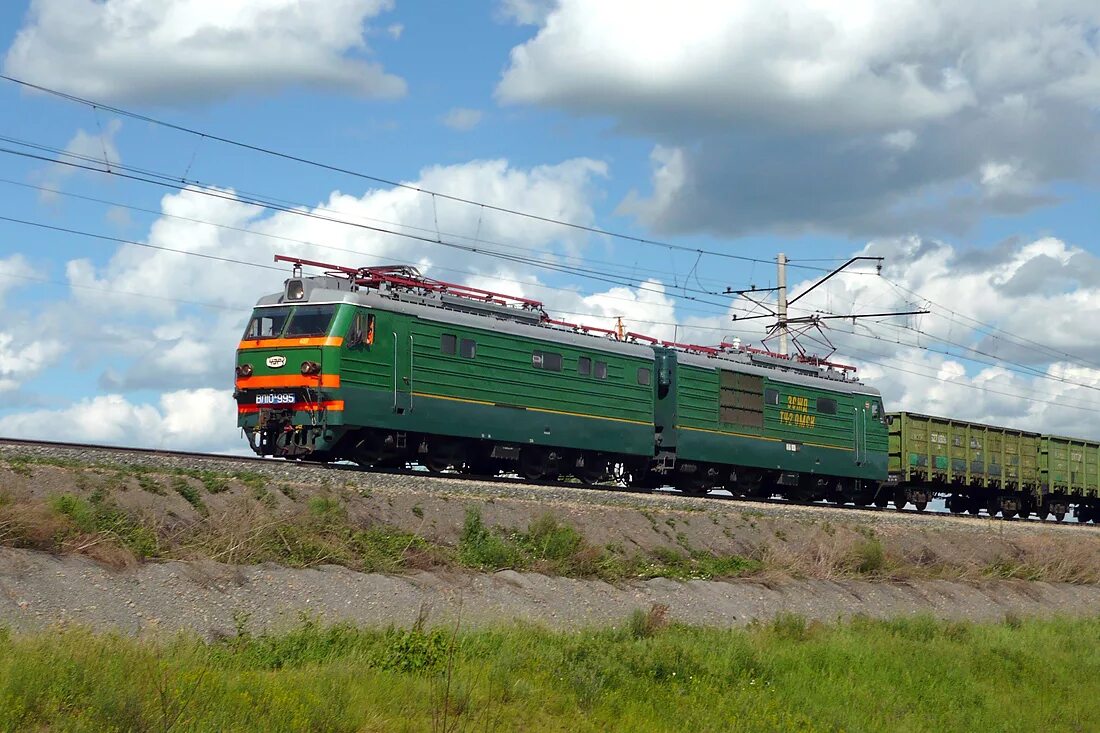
[1,0,1099,451]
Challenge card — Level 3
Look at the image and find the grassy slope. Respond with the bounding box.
[1,614,1096,732]
[4,453,1100,584]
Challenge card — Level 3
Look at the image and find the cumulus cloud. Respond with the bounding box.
[442,107,484,131]
[0,388,242,452]
[0,332,66,393]
[499,1,1100,235]
[22,156,606,413]
[4,0,406,104]
[0,254,38,305]
[747,233,1100,435]
[64,157,608,317]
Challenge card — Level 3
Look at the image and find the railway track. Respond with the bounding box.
[1,436,1095,529]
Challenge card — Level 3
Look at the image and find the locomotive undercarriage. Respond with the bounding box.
[246,423,1100,520]
[329,427,893,507]
[244,407,341,461]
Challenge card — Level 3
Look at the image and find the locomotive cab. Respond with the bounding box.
[235,274,357,459]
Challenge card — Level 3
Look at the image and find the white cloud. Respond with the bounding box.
[755,233,1100,435]
[386,23,404,40]
[19,155,606,410]
[498,1,1100,235]
[442,107,484,131]
[883,129,917,151]
[0,254,38,305]
[4,0,406,104]
[0,389,241,452]
[64,157,608,317]
[0,332,66,393]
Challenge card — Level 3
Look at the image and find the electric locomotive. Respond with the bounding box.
[235,255,893,504]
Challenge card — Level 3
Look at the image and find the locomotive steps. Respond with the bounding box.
[1,440,1099,636]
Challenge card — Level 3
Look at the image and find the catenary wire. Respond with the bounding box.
[0,74,843,274]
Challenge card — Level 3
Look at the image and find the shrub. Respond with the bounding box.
[627,603,670,640]
[458,508,522,570]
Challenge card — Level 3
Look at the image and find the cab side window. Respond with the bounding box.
[347,312,375,347]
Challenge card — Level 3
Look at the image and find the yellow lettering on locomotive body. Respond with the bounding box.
[785,395,810,412]
[779,408,816,429]
[779,394,817,430]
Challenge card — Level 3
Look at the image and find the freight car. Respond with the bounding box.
[234,257,890,504]
[887,414,1100,521]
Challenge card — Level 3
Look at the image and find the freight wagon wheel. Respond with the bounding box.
[1054,511,1066,522]
[1035,508,1050,520]
[873,496,890,508]
[913,501,928,513]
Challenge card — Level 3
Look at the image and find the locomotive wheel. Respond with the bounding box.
[873,496,890,508]
[519,449,550,482]
[627,470,663,491]
[575,459,608,486]
[423,455,450,473]
[738,474,768,499]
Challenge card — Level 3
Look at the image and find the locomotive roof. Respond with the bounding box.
[674,350,879,396]
[253,277,654,359]
[253,274,875,393]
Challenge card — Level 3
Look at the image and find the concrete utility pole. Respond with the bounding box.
[776,252,788,356]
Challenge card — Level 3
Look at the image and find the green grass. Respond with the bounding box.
[1,614,1097,732]
[48,491,158,558]
[457,508,760,581]
[171,479,208,517]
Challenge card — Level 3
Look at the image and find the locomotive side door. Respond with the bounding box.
[653,348,677,452]
[390,320,412,415]
[853,399,867,466]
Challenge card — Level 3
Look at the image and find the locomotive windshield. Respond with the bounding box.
[243,305,336,340]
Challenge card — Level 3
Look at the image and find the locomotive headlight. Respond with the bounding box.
[236,363,253,378]
[285,279,305,300]
[300,360,320,375]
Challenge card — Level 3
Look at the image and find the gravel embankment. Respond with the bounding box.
[3,440,1100,635]
[4,547,1098,636]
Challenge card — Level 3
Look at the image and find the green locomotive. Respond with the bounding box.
[235,256,890,503]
